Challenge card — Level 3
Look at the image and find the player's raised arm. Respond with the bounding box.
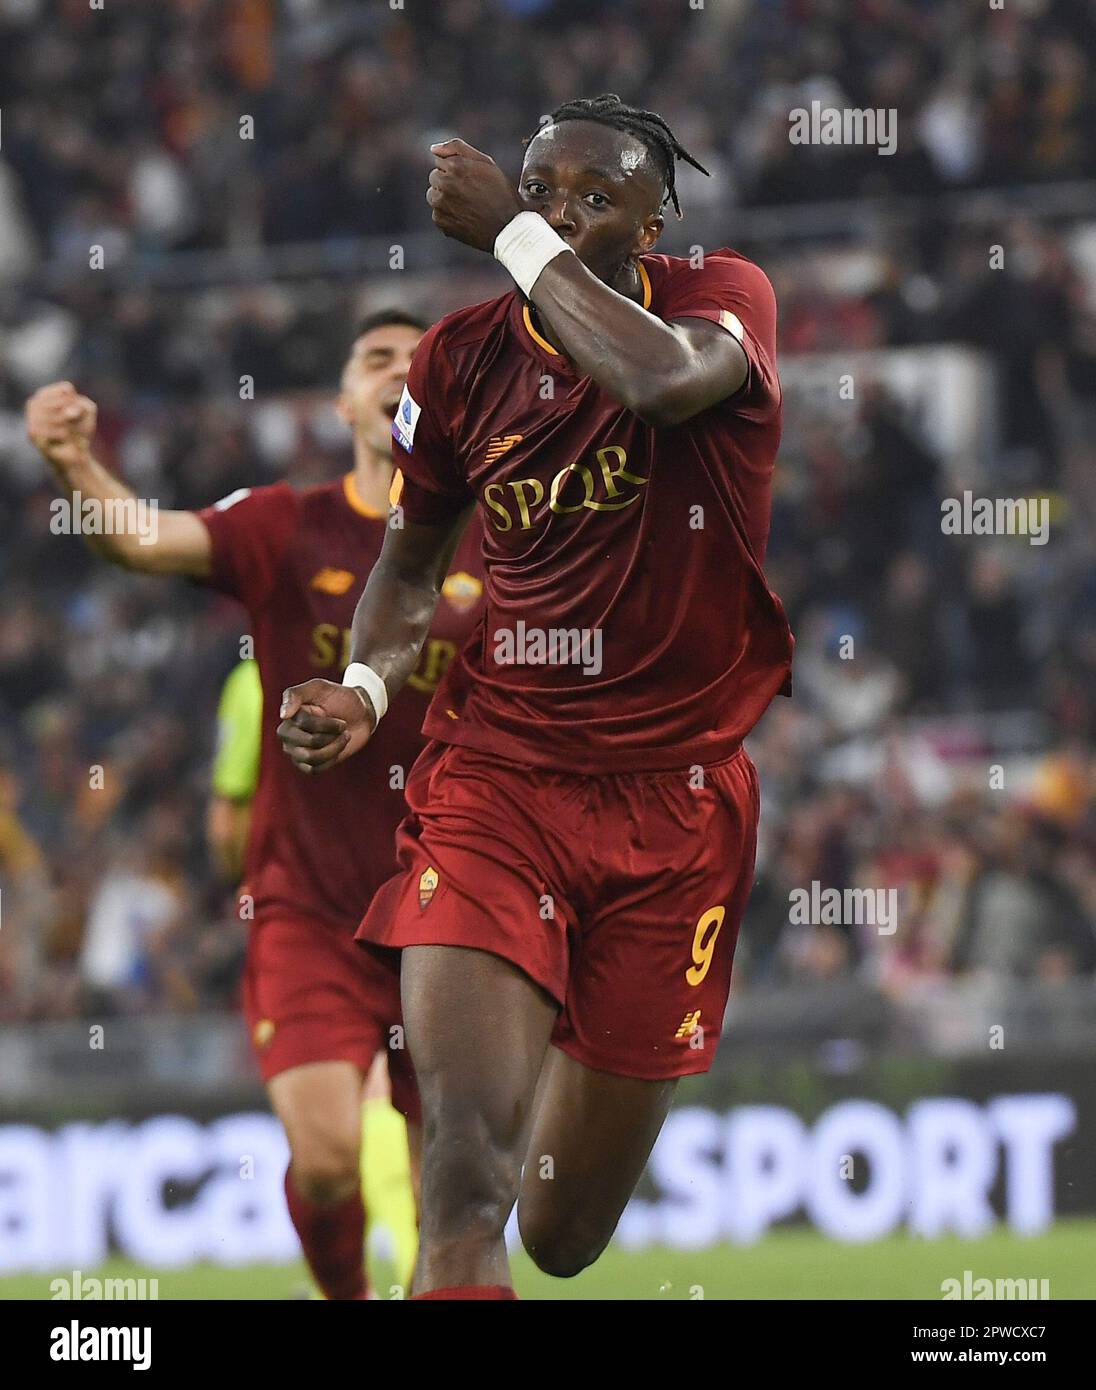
[25,381,212,577]
[522,257,748,427]
[277,505,473,774]
[426,120,751,428]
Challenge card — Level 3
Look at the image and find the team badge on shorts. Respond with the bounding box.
[253,1018,276,1049]
[418,866,439,910]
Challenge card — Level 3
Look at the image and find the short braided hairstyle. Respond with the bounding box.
[530,93,710,218]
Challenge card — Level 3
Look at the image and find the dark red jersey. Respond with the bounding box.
[199,474,485,929]
[390,247,793,774]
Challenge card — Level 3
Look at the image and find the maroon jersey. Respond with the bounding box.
[199,474,485,928]
[390,247,793,774]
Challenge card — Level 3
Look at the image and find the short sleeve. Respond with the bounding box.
[211,660,263,801]
[197,482,298,609]
[391,321,474,525]
[658,251,779,413]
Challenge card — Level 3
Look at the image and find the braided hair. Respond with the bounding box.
[531,94,710,218]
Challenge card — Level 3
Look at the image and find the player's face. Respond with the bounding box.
[519,121,664,286]
[336,322,423,454]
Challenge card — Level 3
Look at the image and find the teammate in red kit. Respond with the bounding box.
[25,311,485,1299]
[278,95,794,1300]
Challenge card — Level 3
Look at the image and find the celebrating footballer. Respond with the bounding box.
[278,94,794,1300]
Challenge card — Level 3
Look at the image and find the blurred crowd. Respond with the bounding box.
[0,0,1094,1022]
[1,0,1095,270]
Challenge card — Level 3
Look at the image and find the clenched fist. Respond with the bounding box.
[426,138,523,252]
[26,381,98,472]
[277,678,377,774]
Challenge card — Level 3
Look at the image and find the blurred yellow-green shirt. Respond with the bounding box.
[212,660,263,802]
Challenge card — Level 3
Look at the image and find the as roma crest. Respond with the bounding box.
[418,865,439,910]
[442,571,483,614]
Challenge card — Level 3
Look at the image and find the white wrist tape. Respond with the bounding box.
[342,662,388,724]
[493,212,573,297]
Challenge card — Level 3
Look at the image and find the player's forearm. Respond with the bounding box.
[48,449,149,566]
[527,255,699,425]
[347,558,445,705]
[47,448,211,577]
[347,510,473,705]
[207,799,251,883]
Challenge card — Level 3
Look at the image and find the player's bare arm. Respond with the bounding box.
[277,505,472,774]
[526,260,746,427]
[207,797,251,883]
[25,381,213,577]
[426,130,748,427]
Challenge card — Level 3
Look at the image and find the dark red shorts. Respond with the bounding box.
[356,740,760,1081]
[243,911,419,1122]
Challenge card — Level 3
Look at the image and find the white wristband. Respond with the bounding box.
[342,662,388,724]
[493,211,573,297]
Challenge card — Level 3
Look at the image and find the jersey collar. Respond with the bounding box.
[342,472,384,519]
[518,259,653,360]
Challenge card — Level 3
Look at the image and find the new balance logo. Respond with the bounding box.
[310,568,356,595]
[484,433,523,464]
[675,1010,701,1039]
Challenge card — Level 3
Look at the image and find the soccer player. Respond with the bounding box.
[278,94,795,1300]
[25,310,485,1299]
[208,657,262,883]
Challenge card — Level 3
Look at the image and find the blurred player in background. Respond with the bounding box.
[279,96,794,1299]
[25,310,486,1299]
[208,658,262,883]
[208,656,419,1290]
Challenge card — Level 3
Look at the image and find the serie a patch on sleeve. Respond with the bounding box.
[393,384,422,453]
[213,486,252,511]
[718,309,745,342]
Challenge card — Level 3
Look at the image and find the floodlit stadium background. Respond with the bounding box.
[1,0,1094,1299]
